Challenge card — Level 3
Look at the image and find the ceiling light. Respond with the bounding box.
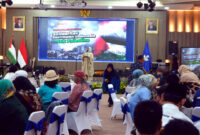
[144,3,149,10]
[137,2,143,8]
[149,2,156,8]
[108,6,112,9]
[6,0,13,6]
[164,7,170,10]
[50,5,55,8]
[2,1,6,7]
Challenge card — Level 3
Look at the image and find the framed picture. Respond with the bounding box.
[146,18,159,34]
[13,16,25,32]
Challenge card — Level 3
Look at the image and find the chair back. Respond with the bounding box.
[52,92,69,105]
[24,111,45,135]
[59,82,71,92]
[47,105,67,135]
[87,81,92,89]
[192,107,200,122]
[77,90,93,115]
[88,89,102,113]
[108,84,118,101]
[125,86,135,96]
[120,97,134,135]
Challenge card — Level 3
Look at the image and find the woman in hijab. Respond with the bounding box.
[128,74,158,119]
[68,71,91,112]
[0,79,28,135]
[102,63,120,107]
[129,69,144,87]
[178,65,200,93]
[13,76,42,115]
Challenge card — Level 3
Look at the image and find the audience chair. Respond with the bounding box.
[192,107,200,123]
[47,105,68,135]
[52,92,70,105]
[87,81,93,89]
[87,89,103,129]
[24,111,45,135]
[108,84,123,119]
[125,86,135,96]
[120,97,134,135]
[67,90,93,135]
[52,92,69,135]
[194,121,200,132]
[59,82,71,92]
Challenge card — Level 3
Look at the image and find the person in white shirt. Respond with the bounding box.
[4,65,18,82]
[162,83,193,127]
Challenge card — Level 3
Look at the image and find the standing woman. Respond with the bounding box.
[102,63,120,107]
[38,70,62,112]
[82,47,94,82]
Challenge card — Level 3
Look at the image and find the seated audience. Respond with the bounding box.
[24,65,38,88]
[129,69,144,87]
[156,73,179,105]
[68,71,90,112]
[0,79,28,135]
[155,85,166,105]
[57,67,70,82]
[193,89,200,107]
[162,83,193,127]
[38,70,62,112]
[156,68,167,86]
[102,63,120,107]
[166,73,180,85]
[193,65,200,79]
[4,65,18,81]
[128,55,145,84]
[161,119,199,135]
[133,101,162,135]
[129,74,157,119]
[15,70,28,78]
[178,65,200,94]
[13,76,42,114]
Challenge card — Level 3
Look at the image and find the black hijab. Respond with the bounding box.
[13,76,36,92]
[104,63,116,82]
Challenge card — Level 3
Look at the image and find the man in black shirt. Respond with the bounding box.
[128,55,145,84]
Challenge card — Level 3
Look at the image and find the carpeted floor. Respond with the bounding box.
[69,94,126,135]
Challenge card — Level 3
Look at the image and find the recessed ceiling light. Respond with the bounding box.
[164,7,170,10]
[108,6,112,9]
[51,5,55,8]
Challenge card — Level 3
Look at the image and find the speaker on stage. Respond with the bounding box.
[169,41,178,55]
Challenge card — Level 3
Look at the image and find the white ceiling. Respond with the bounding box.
[7,0,200,10]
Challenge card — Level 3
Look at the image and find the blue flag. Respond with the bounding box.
[143,41,152,72]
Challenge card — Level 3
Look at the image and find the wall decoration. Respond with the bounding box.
[80,10,90,17]
[146,18,159,34]
[13,16,25,32]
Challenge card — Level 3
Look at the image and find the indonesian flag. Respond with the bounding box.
[18,38,28,68]
[7,37,17,64]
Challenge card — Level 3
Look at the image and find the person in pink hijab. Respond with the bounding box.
[68,71,91,112]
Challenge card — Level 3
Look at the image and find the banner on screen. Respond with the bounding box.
[181,48,200,70]
[38,18,135,62]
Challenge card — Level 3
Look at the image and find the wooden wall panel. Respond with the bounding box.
[4,9,167,74]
